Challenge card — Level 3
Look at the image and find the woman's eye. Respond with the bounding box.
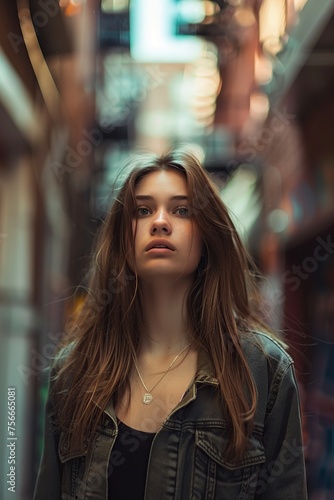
[175,206,189,216]
[137,207,151,216]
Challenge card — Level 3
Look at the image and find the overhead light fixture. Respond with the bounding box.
[176,0,206,23]
[186,43,221,128]
[130,0,205,62]
[259,0,287,55]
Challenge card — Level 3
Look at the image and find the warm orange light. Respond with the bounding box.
[203,1,220,16]
[63,0,83,16]
[234,6,256,28]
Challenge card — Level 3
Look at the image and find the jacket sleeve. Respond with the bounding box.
[257,362,308,499]
[33,372,63,500]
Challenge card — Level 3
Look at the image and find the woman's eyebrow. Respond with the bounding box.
[135,195,188,201]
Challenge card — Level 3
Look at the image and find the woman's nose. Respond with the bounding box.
[151,209,171,234]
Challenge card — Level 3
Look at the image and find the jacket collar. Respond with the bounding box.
[194,347,219,385]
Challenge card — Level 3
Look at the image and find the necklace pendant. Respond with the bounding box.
[143,393,153,405]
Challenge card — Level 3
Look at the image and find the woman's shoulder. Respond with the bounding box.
[238,331,299,412]
[240,330,294,373]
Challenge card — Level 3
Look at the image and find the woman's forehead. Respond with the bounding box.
[134,169,188,195]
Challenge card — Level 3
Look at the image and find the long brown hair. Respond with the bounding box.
[54,148,272,461]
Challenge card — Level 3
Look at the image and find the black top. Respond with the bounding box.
[108,420,156,499]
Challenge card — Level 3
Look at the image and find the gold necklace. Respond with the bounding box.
[133,343,192,405]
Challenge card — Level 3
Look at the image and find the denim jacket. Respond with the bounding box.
[34,331,308,499]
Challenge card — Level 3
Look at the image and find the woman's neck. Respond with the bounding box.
[138,279,192,356]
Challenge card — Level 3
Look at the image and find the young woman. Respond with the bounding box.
[34,149,307,499]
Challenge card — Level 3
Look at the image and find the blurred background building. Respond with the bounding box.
[0,0,333,498]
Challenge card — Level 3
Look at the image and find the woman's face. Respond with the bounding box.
[132,169,203,282]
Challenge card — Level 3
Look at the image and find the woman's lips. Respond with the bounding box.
[145,240,176,251]
[146,247,174,253]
